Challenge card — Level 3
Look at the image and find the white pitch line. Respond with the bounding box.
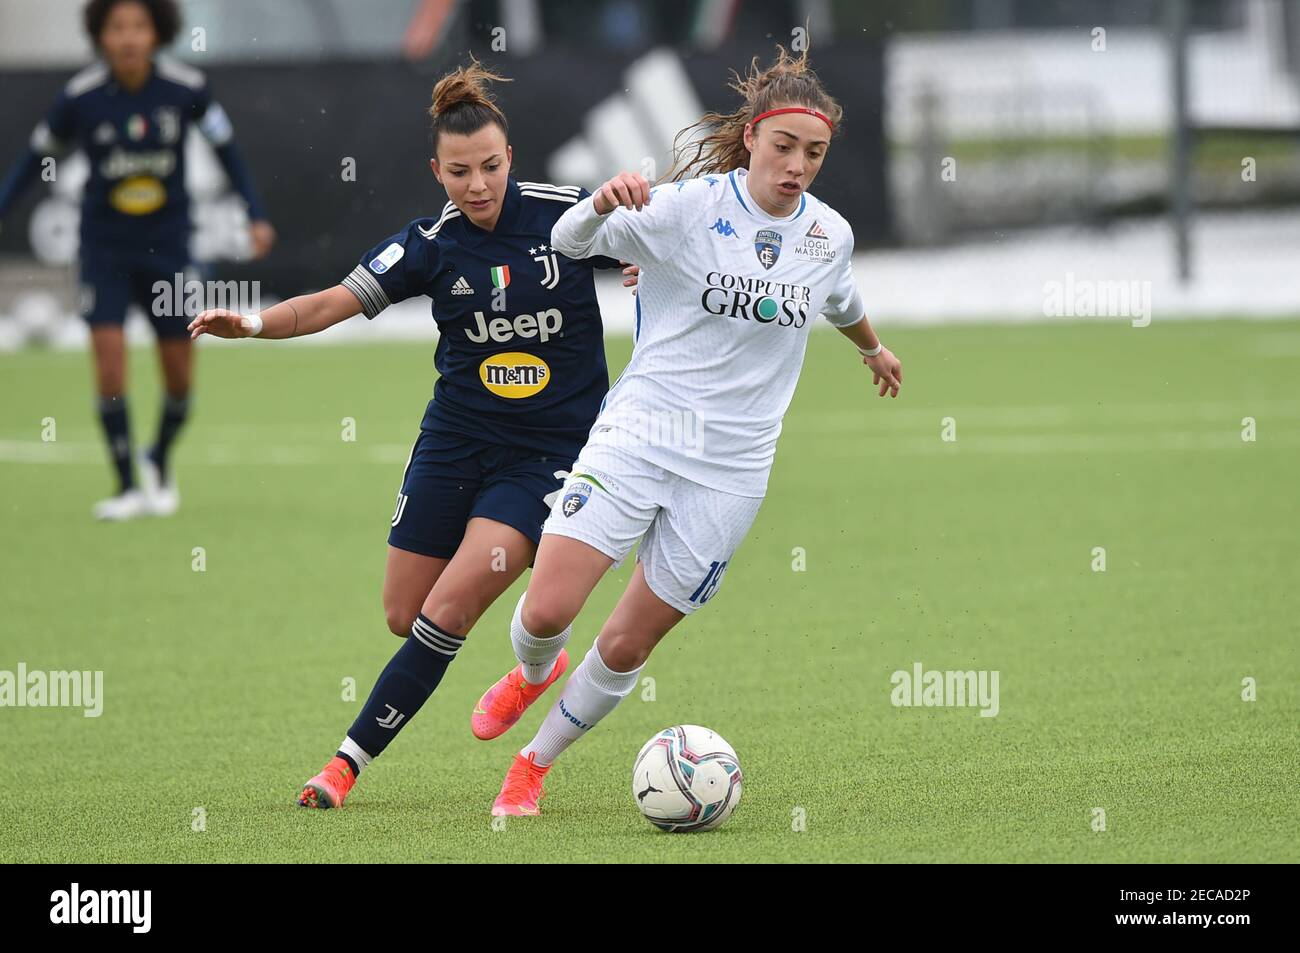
[818,432,1300,455]
[3,431,1296,466]
[788,399,1300,434]
[0,440,413,466]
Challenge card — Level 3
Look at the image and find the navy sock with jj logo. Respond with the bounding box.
[344,614,465,765]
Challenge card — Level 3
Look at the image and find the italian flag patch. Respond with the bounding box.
[490,265,511,289]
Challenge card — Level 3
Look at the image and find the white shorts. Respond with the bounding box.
[542,439,763,615]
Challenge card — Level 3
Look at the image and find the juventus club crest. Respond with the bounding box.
[154,107,181,144]
[532,244,560,290]
[754,229,782,270]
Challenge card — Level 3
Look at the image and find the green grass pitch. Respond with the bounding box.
[1,317,1296,863]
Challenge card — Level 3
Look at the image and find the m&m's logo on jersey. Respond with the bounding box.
[109,175,166,215]
[480,351,549,398]
[490,265,511,289]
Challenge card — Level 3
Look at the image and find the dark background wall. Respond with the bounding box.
[0,43,887,296]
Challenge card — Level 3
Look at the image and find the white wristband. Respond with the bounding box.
[241,313,264,337]
[857,342,883,358]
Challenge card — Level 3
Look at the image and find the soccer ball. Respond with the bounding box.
[631,725,743,832]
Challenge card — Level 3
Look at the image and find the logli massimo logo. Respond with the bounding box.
[700,272,811,328]
[793,220,837,263]
[480,352,550,398]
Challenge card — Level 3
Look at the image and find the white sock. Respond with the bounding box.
[512,590,570,685]
[522,642,641,766]
[338,736,374,771]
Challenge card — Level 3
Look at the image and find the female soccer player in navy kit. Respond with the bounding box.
[190,61,636,809]
[0,0,275,520]
[474,48,904,817]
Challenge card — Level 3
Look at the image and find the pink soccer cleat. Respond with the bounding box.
[491,752,551,817]
[471,649,569,740]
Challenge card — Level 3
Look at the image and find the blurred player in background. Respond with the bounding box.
[188,61,638,809]
[0,0,275,520]
[478,47,903,816]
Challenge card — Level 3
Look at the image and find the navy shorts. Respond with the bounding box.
[387,428,575,559]
[80,244,195,340]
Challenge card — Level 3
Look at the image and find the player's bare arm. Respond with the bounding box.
[187,285,362,340]
[836,314,901,398]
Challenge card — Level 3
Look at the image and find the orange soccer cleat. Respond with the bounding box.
[471,649,569,740]
[491,751,551,817]
[297,755,357,809]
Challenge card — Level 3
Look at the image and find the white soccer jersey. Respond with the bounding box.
[550,168,865,497]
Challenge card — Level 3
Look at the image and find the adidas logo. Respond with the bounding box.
[451,276,474,295]
[547,49,705,187]
[805,220,829,239]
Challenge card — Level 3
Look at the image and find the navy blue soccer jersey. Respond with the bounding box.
[341,177,620,457]
[0,56,265,250]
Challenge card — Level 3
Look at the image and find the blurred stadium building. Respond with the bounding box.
[0,0,1298,350]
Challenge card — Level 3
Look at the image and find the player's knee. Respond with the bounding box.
[424,600,475,638]
[521,596,575,639]
[596,628,653,673]
[384,604,416,638]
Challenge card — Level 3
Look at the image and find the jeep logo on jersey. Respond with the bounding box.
[754,229,782,270]
[465,308,563,344]
[700,272,811,328]
[480,352,550,398]
[100,148,176,180]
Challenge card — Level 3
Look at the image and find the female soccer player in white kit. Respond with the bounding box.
[468,48,903,816]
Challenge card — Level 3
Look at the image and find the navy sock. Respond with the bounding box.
[97,395,134,493]
[150,392,190,481]
[345,614,464,760]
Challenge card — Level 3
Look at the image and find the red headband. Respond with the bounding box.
[750,106,834,133]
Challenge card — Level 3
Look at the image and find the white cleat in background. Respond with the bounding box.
[137,449,180,517]
[93,488,151,521]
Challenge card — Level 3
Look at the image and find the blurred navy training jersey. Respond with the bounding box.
[342,177,618,457]
[0,56,266,249]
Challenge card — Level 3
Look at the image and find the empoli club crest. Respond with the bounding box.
[754,229,782,270]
